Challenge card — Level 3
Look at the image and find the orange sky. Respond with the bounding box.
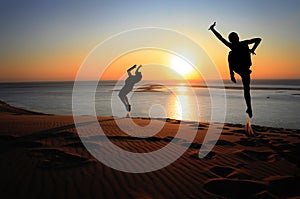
[100,50,200,81]
[1,35,299,82]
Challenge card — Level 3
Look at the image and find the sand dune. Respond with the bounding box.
[0,100,299,198]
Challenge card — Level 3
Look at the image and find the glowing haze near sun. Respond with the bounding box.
[171,56,194,76]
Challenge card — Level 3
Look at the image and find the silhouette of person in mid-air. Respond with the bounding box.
[118,65,142,114]
[209,22,261,118]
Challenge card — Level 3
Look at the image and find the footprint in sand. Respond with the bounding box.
[206,139,236,147]
[208,165,254,180]
[13,140,44,148]
[235,149,277,162]
[236,138,265,147]
[209,166,235,178]
[0,135,19,141]
[30,148,93,169]
[265,176,300,198]
[278,143,300,166]
[0,135,44,151]
[204,178,267,198]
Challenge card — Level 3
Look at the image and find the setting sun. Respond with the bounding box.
[171,56,194,76]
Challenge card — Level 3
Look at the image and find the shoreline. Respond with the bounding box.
[0,99,50,116]
[1,99,298,131]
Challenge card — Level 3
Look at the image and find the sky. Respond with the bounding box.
[0,0,300,82]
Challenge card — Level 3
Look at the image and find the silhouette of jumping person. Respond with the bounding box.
[118,65,142,114]
[209,22,261,118]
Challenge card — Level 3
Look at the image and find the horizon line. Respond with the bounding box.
[0,78,300,84]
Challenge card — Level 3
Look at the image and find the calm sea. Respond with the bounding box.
[0,79,299,129]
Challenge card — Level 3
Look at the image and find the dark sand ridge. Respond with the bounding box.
[0,100,299,198]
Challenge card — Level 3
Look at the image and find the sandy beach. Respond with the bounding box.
[0,100,299,198]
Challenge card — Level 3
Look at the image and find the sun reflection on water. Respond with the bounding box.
[167,86,199,121]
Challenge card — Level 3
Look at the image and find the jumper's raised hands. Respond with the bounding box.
[128,65,137,70]
[209,22,216,30]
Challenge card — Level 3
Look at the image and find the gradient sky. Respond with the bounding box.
[1,0,299,82]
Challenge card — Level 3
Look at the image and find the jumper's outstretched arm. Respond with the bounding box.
[209,22,231,48]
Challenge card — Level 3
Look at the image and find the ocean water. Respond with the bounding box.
[0,80,299,129]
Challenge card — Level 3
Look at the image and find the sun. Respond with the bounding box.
[171,56,194,76]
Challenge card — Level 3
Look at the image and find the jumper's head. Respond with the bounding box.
[134,71,142,82]
[228,32,239,44]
